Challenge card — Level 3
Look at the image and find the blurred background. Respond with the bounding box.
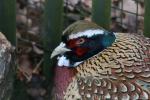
[6,0,146,99]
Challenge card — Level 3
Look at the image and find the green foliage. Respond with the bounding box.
[144,0,150,37]
[92,0,111,30]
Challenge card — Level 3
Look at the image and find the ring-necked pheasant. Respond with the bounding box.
[51,20,150,100]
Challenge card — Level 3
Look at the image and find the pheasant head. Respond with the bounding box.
[51,20,116,67]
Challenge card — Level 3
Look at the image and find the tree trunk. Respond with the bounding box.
[0,32,14,100]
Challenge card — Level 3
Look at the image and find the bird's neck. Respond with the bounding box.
[53,67,77,99]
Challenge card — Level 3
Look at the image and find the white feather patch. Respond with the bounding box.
[57,56,70,66]
[69,29,104,39]
[57,55,83,67]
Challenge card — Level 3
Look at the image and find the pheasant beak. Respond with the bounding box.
[50,42,71,59]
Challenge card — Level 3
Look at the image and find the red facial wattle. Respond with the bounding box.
[76,47,89,57]
[67,38,90,57]
[68,39,77,48]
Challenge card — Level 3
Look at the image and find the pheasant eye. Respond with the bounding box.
[76,38,85,45]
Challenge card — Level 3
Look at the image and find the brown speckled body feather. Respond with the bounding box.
[64,33,150,100]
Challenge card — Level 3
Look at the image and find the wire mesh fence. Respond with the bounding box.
[64,0,145,33]
[16,0,145,37]
[111,0,144,33]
